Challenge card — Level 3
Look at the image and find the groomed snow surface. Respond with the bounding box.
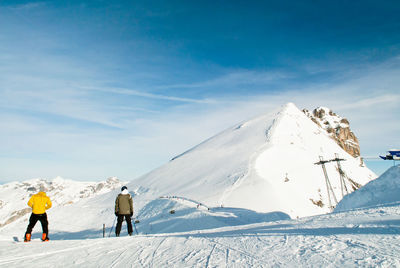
[1,164,400,267]
[0,200,400,267]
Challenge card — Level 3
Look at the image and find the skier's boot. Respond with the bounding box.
[129,232,132,236]
[42,233,49,242]
[24,233,31,242]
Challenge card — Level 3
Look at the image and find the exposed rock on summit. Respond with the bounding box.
[303,107,360,158]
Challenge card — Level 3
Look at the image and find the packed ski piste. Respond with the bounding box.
[0,103,399,267]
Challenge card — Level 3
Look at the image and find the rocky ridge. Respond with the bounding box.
[0,176,125,228]
[303,107,361,158]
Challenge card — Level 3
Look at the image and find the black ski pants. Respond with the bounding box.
[25,213,48,235]
[115,214,133,236]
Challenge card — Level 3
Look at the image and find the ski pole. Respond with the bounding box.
[108,216,117,237]
[132,217,138,235]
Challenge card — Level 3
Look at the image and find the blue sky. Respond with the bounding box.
[0,0,399,182]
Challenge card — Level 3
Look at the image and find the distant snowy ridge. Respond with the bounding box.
[0,176,124,228]
[129,103,376,218]
[335,165,400,212]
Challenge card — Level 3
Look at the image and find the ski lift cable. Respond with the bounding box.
[360,156,381,161]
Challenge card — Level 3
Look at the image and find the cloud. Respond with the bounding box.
[337,94,400,110]
[156,70,291,90]
[78,85,216,104]
[0,86,125,129]
[7,2,45,10]
[2,56,400,181]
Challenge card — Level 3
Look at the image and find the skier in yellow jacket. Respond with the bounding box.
[24,191,52,242]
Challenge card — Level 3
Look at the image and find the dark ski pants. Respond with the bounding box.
[115,214,133,236]
[25,213,48,235]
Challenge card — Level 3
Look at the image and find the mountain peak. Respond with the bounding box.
[281,102,300,113]
[131,103,375,218]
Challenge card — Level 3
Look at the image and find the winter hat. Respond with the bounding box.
[121,186,128,192]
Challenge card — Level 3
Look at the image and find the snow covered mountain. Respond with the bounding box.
[128,103,375,218]
[0,102,375,233]
[0,176,124,228]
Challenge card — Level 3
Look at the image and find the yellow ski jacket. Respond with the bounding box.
[27,192,52,214]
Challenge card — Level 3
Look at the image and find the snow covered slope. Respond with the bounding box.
[335,165,400,212]
[1,175,399,267]
[1,203,399,267]
[128,103,375,218]
[0,177,124,228]
[135,197,290,234]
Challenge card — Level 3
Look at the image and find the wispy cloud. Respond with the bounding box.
[2,58,399,181]
[7,2,46,10]
[79,85,217,104]
[337,94,400,110]
[2,55,400,181]
[0,86,126,129]
[156,70,291,90]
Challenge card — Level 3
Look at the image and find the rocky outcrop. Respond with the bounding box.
[303,107,360,158]
[78,177,122,198]
[0,208,31,227]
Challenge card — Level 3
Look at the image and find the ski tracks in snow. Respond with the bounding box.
[2,207,400,268]
[0,239,106,266]
[135,235,274,267]
[2,232,400,267]
[110,248,129,268]
[149,237,167,267]
[205,243,216,268]
[205,237,271,267]
[255,236,286,266]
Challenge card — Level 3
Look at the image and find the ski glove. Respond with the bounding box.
[115,212,118,216]
[130,212,133,217]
